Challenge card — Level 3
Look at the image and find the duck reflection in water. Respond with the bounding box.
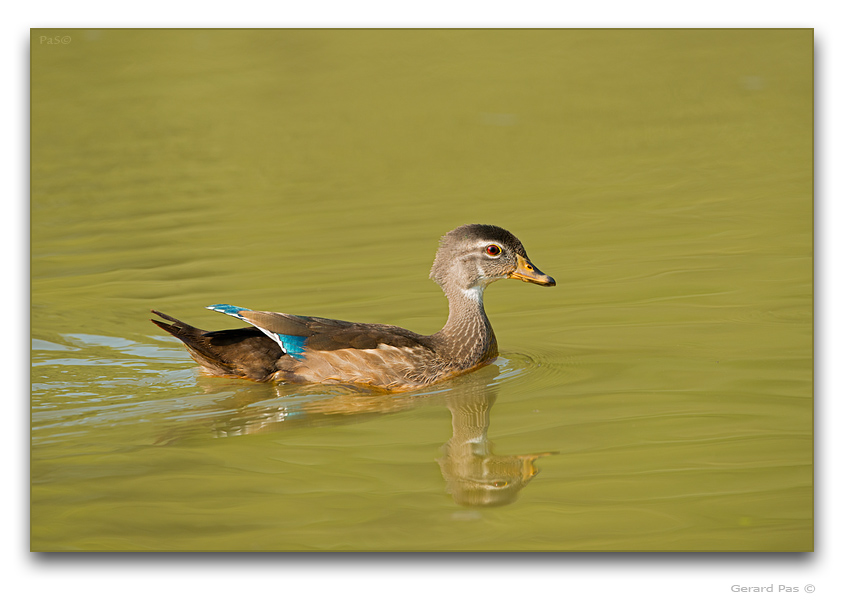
[156,363,556,508]
[437,367,556,507]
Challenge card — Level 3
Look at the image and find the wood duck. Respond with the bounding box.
[151,224,554,392]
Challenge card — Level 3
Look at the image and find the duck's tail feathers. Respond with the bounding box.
[151,310,283,382]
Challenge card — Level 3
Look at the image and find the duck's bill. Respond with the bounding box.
[508,255,556,287]
[516,451,558,480]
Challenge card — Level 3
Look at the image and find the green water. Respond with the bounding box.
[31,29,813,552]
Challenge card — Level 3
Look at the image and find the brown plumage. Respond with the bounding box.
[151,224,554,392]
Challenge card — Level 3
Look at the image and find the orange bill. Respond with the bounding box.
[508,255,556,287]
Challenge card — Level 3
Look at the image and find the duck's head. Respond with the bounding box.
[430,224,555,295]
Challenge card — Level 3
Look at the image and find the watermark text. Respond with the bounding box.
[38,35,71,45]
[731,584,815,593]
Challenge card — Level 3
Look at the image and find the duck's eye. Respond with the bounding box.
[485,244,502,257]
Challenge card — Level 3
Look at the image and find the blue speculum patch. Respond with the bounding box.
[206,304,308,359]
[206,304,248,315]
[276,334,307,359]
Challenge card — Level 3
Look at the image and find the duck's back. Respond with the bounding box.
[262,313,447,389]
[152,308,464,391]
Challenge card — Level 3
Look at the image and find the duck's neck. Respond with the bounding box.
[432,284,498,368]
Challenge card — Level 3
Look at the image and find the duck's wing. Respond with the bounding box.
[206,304,434,359]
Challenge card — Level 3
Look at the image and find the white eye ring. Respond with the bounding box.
[485,244,503,257]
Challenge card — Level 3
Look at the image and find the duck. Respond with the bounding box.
[151,224,554,392]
